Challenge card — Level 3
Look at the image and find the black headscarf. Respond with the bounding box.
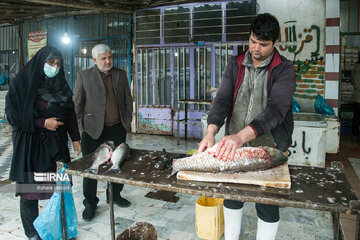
[37,49,73,109]
[5,46,73,133]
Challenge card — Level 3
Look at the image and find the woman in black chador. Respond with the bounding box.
[5,46,81,240]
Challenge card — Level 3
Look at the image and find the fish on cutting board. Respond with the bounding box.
[104,142,131,174]
[172,144,287,174]
[84,141,114,174]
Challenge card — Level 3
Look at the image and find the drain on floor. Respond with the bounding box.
[145,190,179,203]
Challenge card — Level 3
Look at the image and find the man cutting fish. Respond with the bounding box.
[73,44,133,221]
[198,13,296,240]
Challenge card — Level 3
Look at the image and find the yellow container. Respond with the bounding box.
[195,196,224,240]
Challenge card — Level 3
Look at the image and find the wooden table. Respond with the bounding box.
[59,149,360,240]
[177,99,212,144]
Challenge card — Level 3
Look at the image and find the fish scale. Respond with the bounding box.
[172,144,287,174]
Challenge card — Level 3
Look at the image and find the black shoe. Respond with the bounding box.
[82,204,97,221]
[107,196,131,208]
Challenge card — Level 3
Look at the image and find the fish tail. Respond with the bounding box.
[170,169,177,176]
[170,159,178,176]
[103,168,122,175]
[84,168,98,174]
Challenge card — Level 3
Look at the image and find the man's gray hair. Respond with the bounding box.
[92,44,111,59]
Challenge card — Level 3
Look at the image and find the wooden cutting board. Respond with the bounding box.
[177,163,291,189]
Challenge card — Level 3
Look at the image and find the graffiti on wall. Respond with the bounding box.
[138,113,170,132]
[278,20,321,61]
[288,131,311,158]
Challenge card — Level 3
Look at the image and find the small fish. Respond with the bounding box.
[84,141,114,174]
[104,142,130,174]
[172,144,287,175]
[154,149,173,170]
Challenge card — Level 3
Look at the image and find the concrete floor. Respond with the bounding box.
[0,122,343,240]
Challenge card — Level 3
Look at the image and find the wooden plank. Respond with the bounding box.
[177,163,291,189]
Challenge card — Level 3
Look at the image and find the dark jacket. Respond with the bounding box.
[207,49,296,151]
[73,66,133,140]
[5,46,79,183]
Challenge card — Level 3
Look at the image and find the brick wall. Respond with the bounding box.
[294,60,325,99]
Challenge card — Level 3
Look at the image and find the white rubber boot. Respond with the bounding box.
[256,217,279,240]
[223,206,243,240]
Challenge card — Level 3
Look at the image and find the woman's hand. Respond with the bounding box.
[72,141,81,155]
[44,117,64,131]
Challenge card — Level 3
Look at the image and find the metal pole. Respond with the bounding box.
[219,45,222,86]
[204,47,207,103]
[183,47,186,102]
[197,46,200,110]
[140,49,143,105]
[177,111,180,145]
[225,43,228,65]
[177,48,180,109]
[163,48,166,105]
[146,49,148,105]
[356,214,359,240]
[332,212,340,240]
[156,48,160,105]
[109,182,115,240]
[60,191,68,240]
[184,102,188,140]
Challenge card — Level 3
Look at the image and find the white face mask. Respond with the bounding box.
[43,63,60,78]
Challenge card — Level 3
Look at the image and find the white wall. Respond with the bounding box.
[258,0,326,62]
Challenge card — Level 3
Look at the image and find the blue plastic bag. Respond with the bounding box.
[314,94,334,116]
[33,166,79,240]
[0,72,7,85]
[292,98,301,113]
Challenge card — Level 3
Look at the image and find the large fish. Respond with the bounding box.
[172,144,287,174]
[104,142,130,174]
[84,141,114,174]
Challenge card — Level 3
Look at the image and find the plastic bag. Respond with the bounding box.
[0,72,7,85]
[292,98,301,113]
[314,94,334,116]
[33,166,79,240]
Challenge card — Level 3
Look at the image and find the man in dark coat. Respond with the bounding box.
[73,43,133,221]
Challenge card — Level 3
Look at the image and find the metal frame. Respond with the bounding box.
[20,13,131,90]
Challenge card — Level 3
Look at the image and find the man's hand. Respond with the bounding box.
[198,124,218,153]
[44,117,64,131]
[215,134,243,161]
[215,126,256,161]
[72,141,81,155]
[198,134,215,153]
